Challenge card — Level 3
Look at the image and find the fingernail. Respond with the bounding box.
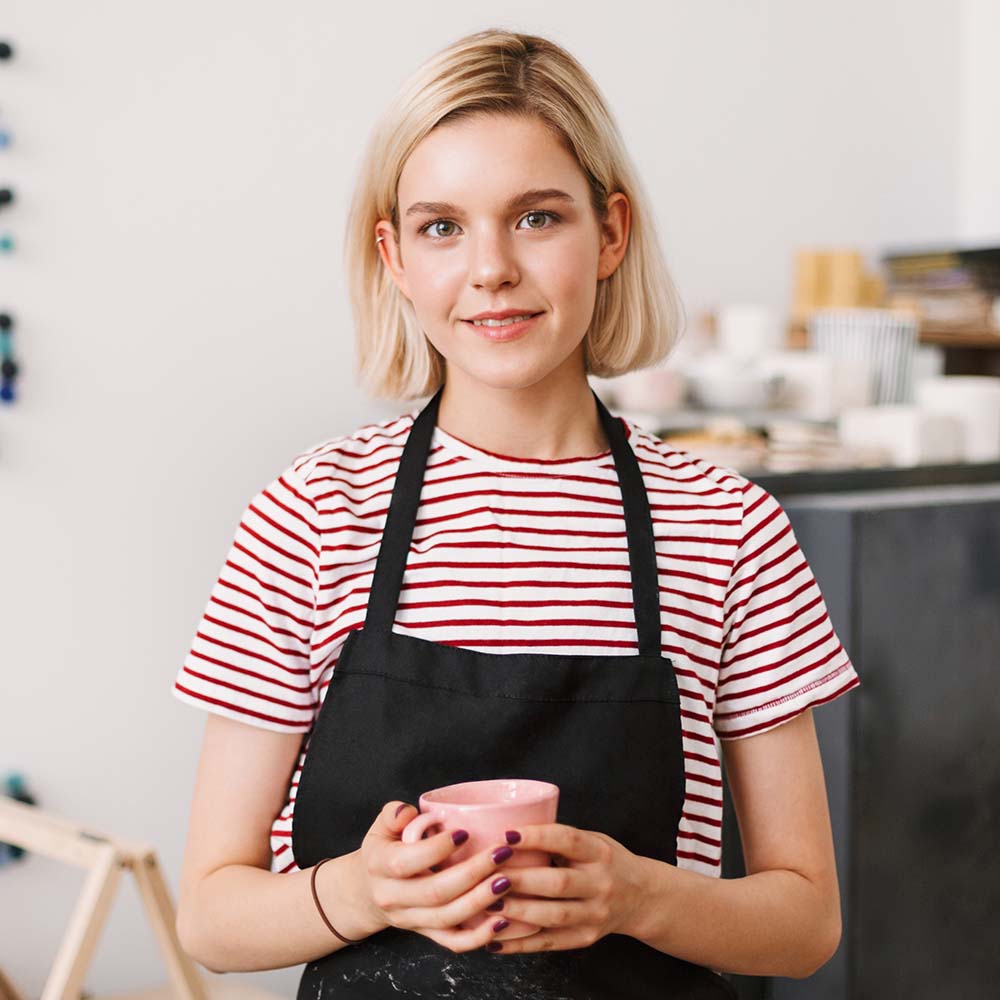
[486,941,503,952]
[394,803,410,818]
[492,918,510,932]
[452,829,469,846]
[491,876,511,894]
[491,845,512,864]
[486,899,504,912]
[505,830,521,844]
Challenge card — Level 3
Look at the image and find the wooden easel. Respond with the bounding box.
[0,797,281,1000]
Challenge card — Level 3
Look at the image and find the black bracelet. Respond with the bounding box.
[310,857,364,944]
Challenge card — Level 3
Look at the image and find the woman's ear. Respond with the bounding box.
[597,192,631,281]
[374,223,413,301]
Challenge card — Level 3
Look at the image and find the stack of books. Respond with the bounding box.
[761,419,873,473]
[882,244,1000,332]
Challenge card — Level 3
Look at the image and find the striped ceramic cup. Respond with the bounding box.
[807,308,919,405]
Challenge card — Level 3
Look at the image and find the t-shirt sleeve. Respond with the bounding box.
[713,479,860,740]
[171,465,320,733]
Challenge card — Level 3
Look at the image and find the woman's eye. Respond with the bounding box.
[521,211,556,230]
[425,220,457,238]
[418,211,559,240]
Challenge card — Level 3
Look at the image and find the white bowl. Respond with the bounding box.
[606,366,688,412]
[684,356,784,410]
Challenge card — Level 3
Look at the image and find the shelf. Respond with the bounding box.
[917,324,1000,348]
[786,321,1000,350]
[624,406,836,431]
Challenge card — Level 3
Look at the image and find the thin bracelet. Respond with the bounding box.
[310,857,364,944]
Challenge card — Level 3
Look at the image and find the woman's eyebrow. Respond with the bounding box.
[404,188,575,219]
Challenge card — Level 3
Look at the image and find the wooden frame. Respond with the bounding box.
[0,797,280,1000]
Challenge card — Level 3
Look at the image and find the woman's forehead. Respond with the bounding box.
[397,118,585,210]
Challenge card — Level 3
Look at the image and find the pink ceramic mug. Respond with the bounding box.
[401,778,559,939]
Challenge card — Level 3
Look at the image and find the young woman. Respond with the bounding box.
[172,28,860,999]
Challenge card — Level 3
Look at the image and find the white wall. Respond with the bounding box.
[0,1,965,995]
[958,0,1000,243]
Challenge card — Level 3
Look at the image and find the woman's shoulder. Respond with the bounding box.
[281,408,417,488]
[623,415,752,500]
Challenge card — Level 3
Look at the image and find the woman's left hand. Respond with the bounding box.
[486,823,652,954]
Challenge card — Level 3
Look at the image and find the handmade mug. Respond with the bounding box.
[401,778,560,939]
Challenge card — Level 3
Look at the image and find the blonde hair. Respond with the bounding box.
[344,27,685,402]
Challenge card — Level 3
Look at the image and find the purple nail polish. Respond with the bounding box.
[486,941,503,952]
[491,876,511,894]
[394,803,410,818]
[452,829,469,846]
[492,918,510,932]
[491,845,512,864]
[505,830,521,844]
[486,899,504,912]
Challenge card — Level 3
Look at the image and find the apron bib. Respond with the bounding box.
[292,386,737,999]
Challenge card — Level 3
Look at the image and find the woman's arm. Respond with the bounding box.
[627,709,843,979]
[175,713,384,973]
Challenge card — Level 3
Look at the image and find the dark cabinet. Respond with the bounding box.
[719,481,1000,998]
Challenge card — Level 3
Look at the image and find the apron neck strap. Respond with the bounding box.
[365,384,663,656]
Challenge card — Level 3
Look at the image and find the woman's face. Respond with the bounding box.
[376,114,629,394]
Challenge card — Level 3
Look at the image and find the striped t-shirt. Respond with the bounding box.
[172,406,861,878]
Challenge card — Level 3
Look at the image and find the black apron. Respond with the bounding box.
[292,385,737,999]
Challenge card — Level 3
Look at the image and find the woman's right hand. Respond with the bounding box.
[352,800,519,954]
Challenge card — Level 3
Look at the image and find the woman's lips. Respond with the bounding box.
[461,312,543,341]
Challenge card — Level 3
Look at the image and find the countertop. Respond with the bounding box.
[748,459,1000,497]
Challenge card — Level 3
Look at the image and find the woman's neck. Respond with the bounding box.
[434,378,610,461]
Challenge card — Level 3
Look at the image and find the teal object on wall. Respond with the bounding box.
[0,773,37,865]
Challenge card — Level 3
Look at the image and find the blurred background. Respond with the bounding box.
[1,1,997,997]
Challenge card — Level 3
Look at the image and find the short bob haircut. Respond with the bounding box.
[344,27,685,402]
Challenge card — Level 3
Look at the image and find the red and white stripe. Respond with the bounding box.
[173,408,860,878]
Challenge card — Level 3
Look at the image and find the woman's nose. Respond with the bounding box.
[466,230,520,288]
